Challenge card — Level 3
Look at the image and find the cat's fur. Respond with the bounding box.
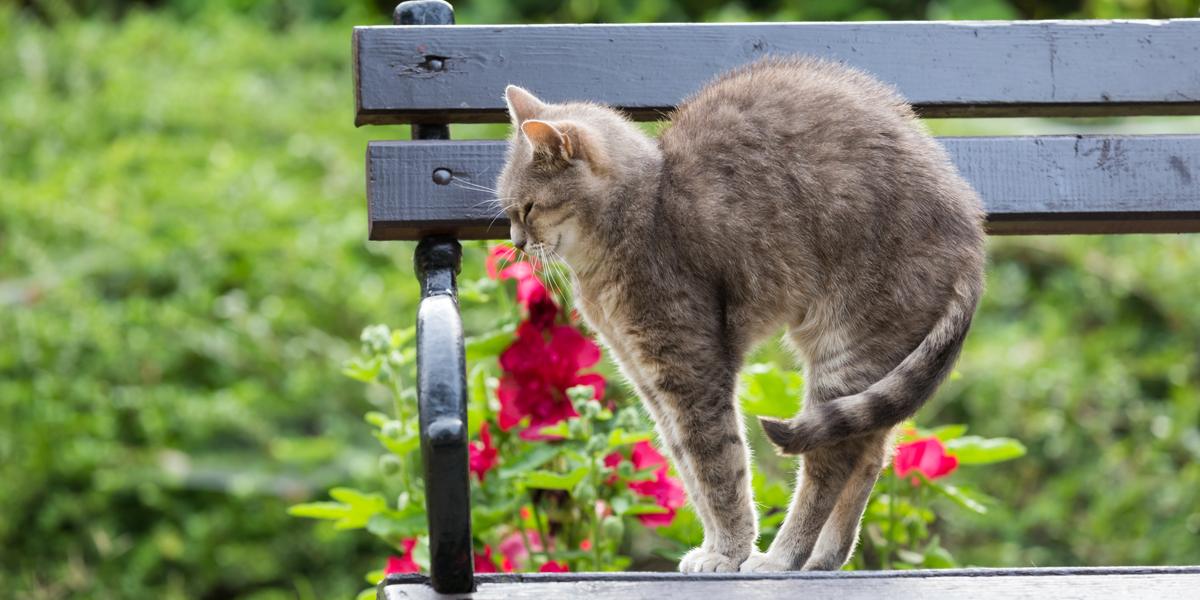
[496,57,985,573]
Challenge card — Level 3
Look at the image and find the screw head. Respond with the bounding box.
[426,58,445,72]
[432,168,452,185]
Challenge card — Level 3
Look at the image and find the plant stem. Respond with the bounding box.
[529,492,555,563]
[518,524,541,570]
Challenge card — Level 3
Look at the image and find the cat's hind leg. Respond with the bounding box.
[740,439,863,571]
[803,429,892,570]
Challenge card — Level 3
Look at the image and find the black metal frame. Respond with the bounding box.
[396,1,474,594]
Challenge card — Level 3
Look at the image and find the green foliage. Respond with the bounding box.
[3,0,1200,598]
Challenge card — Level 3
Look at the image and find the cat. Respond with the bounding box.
[495,57,985,573]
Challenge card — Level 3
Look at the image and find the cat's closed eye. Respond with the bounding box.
[520,202,534,223]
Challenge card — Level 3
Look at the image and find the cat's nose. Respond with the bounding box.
[510,223,527,250]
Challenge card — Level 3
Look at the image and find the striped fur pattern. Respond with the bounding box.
[496,57,986,573]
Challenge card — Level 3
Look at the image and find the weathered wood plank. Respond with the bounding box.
[365,135,1200,240]
[379,567,1200,600]
[354,20,1200,124]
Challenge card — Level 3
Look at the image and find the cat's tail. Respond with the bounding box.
[759,271,982,455]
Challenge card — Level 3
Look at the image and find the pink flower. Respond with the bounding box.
[498,530,543,570]
[468,422,499,482]
[486,245,517,280]
[497,323,606,439]
[894,436,959,484]
[489,245,558,330]
[384,538,420,574]
[539,560,570,573]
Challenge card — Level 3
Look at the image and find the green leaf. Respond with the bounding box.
[497,444,562,478]
[925,479,988,515]
[929,424,968,441]
[624,502,670,515]
[365,569,386,585]
[364,411,390,428]
[327,488,389,528]
[357,588,377,600]
[922,544,958,568]
[465,324,516,362]
[342,356,383,383]
[367,509,426,543]
[945,436,1027,464]
[739,363,803,418]
[287,502,350,521]
[607,428,652,449]
[374,431,420,457]
[535,421,572,439]
[525,466,589,491]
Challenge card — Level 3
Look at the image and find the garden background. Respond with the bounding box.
[3,0,1200,598]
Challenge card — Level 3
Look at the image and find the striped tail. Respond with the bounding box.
[759,273,982,455]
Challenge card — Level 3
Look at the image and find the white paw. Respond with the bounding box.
[678,547,743,573]
[739,551,792,572]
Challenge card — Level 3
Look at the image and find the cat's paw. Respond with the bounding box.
[739,551,792,572]
[677,548,743,573]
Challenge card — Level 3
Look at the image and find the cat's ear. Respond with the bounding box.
[521,119,573,161]
[505,85,545,126]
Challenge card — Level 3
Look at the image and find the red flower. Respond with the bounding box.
[605,442,685,528]
[497,323,606,439]
[602,451,622,484]
[894,436,959,484]
[627,442,686,527]
[469,422,499,482]
[474,544,513,573]
[539,560,570,573]
[579,539,593,551]
[384,538,421,574]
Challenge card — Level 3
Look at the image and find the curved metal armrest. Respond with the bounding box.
[413,235,474,593]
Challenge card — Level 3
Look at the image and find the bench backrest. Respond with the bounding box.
[355,9,1200,240]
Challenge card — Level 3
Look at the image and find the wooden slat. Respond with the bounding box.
[354,20,1200,124]
[365,135,1200,240]
[379,567,1200,600]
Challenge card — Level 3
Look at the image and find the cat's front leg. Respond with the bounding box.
[621,324,758,573]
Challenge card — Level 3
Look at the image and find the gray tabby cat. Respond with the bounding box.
[496,57,985,573]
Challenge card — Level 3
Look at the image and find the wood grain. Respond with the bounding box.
[378,567,1200,600]
[365,135,1200,240]
[354,20,1200,124]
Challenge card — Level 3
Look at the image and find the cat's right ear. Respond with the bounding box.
[505,85,545,126]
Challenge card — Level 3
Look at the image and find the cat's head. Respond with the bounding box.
[496,85,657,268]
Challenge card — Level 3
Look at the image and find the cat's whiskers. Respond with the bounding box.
[450,178,502,194]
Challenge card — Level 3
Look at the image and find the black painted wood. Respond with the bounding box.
[378,566,1200,600]
[366,135,1200,240]
[354,19,1200,124]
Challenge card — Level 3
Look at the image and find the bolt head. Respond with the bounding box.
[432,168,453,185]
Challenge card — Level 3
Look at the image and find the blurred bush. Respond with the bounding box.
[1,0,1198,598]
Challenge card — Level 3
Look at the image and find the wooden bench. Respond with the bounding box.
[355,1,1200,595]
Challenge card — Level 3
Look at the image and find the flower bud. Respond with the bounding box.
[382,421,404,440]
[379,454,402,476]
[601,515,624,540]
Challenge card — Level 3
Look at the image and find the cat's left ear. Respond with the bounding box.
[521,119,574,161]
[522,119,605,169]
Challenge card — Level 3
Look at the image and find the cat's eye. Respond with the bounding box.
[521,202,534,223]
